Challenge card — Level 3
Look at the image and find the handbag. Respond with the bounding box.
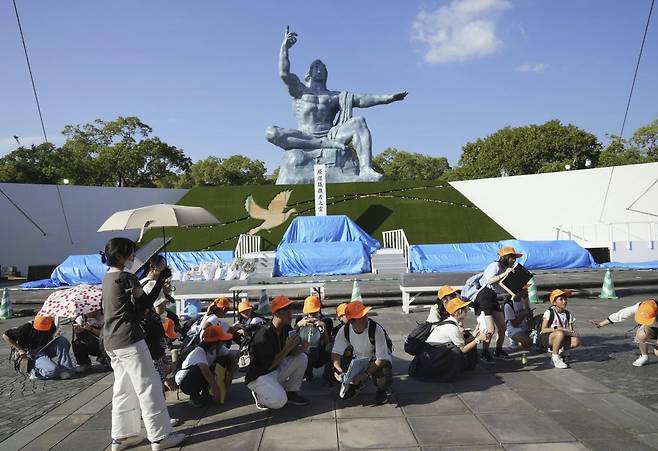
[11,349,32,375]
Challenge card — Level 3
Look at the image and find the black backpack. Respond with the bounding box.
[237,321,267,372]
[404,319,455,356]
[531,307,570,349]
[343,319,393,353]
[168,338,200,379]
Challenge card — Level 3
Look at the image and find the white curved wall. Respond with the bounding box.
[451,162,658,262]
[0,183,188,274]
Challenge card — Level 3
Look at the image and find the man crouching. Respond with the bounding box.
[331,301,393,405]
[245,295,310,409]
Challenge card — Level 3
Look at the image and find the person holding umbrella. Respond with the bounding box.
[100,237,185,451]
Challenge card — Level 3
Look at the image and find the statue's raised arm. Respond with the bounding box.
[353,91,408,108]
[279,27,304,98]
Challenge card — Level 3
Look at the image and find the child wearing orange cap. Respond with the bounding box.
[591,298,658,367]
[174,325,234,407]
[410,297,483,380]
[428,285,461,323]
[295,295,334,381]
[539,289,580,369]
[470,246,523,363]
[3,315,74,380]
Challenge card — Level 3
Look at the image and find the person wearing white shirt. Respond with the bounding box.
[503,289,533,349]
[426,285,460,323]
[425,298,482,353]
[591,298,658,367]
[331,301,392,405]
[539,289,580,369]
[175,325,233,407]
[473,246,523,363]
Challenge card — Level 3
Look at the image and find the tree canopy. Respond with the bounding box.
[372,148,450,181]
[176,155,269,187]
[455,120,602,179]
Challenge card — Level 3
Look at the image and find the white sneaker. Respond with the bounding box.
[111,435,143,451]
[633,354,649,367]
[151,432,186,450]
[551,353,568,369]
[169,417,182,427]
[251,390,268,410]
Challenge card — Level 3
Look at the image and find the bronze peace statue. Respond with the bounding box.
[266,27,408,184]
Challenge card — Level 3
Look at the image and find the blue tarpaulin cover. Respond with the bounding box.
[273,242,372,276]
[279,215,381,254]
[410,240,596,273]
[21,250,235,288]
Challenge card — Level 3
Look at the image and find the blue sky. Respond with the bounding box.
[2,0,657,172]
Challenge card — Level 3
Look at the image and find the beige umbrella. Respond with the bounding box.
[97,204,221,258]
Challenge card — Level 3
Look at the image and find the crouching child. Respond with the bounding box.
[331,301,393,405]
[539,289,580,369]
[409,297,482,381]
[174,325,234,407]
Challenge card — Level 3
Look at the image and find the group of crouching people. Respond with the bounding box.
[5,240,658,451]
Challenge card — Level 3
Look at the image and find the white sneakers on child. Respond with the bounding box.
[551,353,568,369]
[633,354,649,367]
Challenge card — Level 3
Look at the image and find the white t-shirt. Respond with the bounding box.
[425,318,464,347]
[332,322,391,362]
[504,300,530,333]
[542,308,575,329]
[174,346,217,385]
[140,277,167,305]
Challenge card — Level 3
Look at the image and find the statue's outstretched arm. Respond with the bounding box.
[353,91,408,108]
[279,28,304,98]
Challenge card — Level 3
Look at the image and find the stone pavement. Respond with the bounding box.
[3,292,658,450]
[0,315,110,443]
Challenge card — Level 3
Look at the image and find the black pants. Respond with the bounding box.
[179,365,209,400]
[72,330,107,365]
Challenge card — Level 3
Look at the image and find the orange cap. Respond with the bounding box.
[437,285,460,300]
[336,302,348,317]
[303,295,321,314]
[549,289,572,303]
[445,297,473,315]
[498,246,523,258]
[202,324,233,342]
[162,317,177,339]
[238,300,253,313]
[33,315,53,332]
[635,299,658,326]
[271,295,294,314]
[213,297,230,309]
[345,300,371,320]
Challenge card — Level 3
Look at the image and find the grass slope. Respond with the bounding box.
[144,181,512,252]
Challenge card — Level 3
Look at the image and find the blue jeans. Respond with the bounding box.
[29,336,74,379]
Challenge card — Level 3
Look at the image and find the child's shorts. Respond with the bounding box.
[475,287,501,315]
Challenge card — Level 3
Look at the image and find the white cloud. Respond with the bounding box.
[515,63,550,73]
[411,0,512,64]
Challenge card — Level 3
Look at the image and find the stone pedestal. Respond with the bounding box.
[276,147,382,184]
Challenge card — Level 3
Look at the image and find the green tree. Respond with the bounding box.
[61,116,191,187]
[456,120,601,179]
[177,155,268,187]
[0,142,67,183]
[598,117,658,168]
[372,148,450,181]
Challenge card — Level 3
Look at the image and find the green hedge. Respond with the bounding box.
[144,181,512,251]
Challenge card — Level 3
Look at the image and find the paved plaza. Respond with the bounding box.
[3,292,658,450]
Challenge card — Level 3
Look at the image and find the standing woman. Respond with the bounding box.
[101,238,185,451]
[474,246,522,364]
